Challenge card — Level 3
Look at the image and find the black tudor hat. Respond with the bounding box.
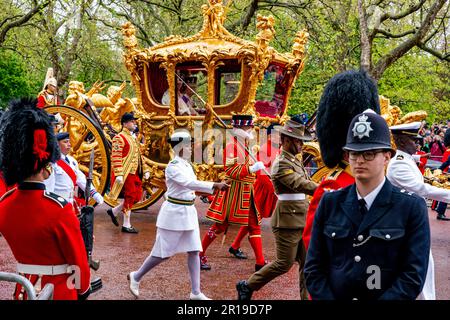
[343,109,395,156]
[231,114,253,127]
[121,112,137,124]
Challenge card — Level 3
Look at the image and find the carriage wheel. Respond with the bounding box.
[44,105,111,204]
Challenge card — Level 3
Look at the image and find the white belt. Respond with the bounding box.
[17,263,72,276]
[277,193,306,201]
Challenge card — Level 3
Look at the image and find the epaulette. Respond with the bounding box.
[0,188,16,202]
[396,155,404,160]
[43,191,68,208]
[170,160,179,164]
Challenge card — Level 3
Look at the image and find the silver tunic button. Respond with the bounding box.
[331,232,336,238]
[385,234,391,239]
[354,255,361,262]
[357,235,363,241]
[352,298,358,300]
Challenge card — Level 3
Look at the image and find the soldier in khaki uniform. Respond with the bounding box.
[236,120,318,300]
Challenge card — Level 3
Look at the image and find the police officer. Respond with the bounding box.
[0,98,90,300]
[304,110,430,300]
[127,131,228,300]
[236,119,318,300]
[387,122,450,300]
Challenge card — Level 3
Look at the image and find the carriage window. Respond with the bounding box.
[216,60,241,105]
[174,64,208,116]
[146,62,169,106]
[255,64,288,117]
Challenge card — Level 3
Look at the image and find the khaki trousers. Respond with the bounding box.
[247,227,308,300]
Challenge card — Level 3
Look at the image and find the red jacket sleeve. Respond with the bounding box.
[54,204,91,295]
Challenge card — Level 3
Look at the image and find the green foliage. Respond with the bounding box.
[0,50,33,109]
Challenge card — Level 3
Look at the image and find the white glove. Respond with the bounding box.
[92,192,104,205]
[249,161,265,173]
[116,176,124,185]
[144,171,150,180]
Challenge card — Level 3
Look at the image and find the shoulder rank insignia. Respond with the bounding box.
[170,160,178,164]
[396,155,404,160]
[0,188,16,202]
[44,191,68,208]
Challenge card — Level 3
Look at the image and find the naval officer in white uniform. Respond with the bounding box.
[44,132,103,210]
[387,122,450,300]
[127,130,229,300]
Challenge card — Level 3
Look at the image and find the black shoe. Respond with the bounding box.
[255,260,269,272]
[121,226,139,233]
[236,280,253,300]
[107,208,119,227]
[437,214,450,221]
[200,255,211,270]
[229,247,248,259]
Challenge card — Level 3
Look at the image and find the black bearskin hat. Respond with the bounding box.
[316,70,380,168]
[444,128,450,148]
[0,97,60,185]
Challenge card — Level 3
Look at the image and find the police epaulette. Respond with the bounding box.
[0,188,16,202]
[396,155,404,160]
[44,191,68,208]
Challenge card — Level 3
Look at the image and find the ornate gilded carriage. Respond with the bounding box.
[45,0,317,209]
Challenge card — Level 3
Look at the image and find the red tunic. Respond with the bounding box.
[206,138,260,225]
[303,164,355,251]
[37,91,59,109]
[110,130,143,210]
[0,182,90,300]
[253,140,279,218]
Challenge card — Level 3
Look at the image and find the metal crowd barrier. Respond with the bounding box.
[0,271,54,300]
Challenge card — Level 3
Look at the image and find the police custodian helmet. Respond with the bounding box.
[343,109,395,156]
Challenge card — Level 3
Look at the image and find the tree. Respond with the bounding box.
[0,50,33,108]
[0,0,50,47]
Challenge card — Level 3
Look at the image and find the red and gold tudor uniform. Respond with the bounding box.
[0,182,91,300]
[200,118,266,268]
[110,128,145,211]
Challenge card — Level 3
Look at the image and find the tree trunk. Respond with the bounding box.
[358,0,372,73]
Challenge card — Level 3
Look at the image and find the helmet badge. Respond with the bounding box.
[352,114,373,139]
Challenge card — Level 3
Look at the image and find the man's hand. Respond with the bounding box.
[213,182,230,191]
[116,176,124,185]
[249,161,265,173]
[144,171,150,180]
[93,192,104,205]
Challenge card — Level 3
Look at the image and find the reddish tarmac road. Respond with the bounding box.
[1,199,449,300]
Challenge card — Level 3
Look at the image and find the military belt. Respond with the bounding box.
[277,193,306,201]
[17,263,73,276]
[167,196,195,206]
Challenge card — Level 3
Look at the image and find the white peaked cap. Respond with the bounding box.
[169,130,192,142]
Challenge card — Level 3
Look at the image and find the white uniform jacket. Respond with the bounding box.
[44,155,97,204]
[156,156,214,231]
[387,150,450,203]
